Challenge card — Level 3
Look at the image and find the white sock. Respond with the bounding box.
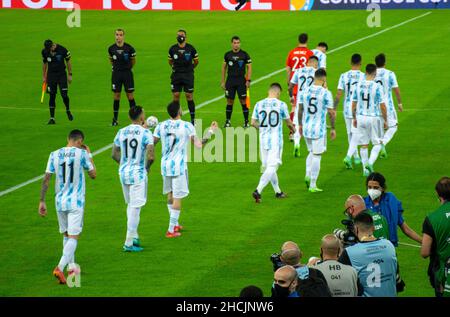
[360,147,369,169]
[294,126,301,146]
[58,238,77,271]
[168,209,181,233]
[346,133,359,158]
[167,204,179,226]
[383,126,397,145]
[310,154,321,188]
[125,205,141,247]
[270,171,281,193]
[257,166,276,194]
[306,152,313,178]
[369,144,382,166]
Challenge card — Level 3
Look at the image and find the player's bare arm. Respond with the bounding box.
[420,233,433,258]
[38,173,52,217]
[146,144,155,171]
[168,57,174,67]
[334,89,343,109]
[286,66,292,86]
[66,59,72,83]
[42,62,48,83]
[328,108,336,140]
[380,102,388,129]
[131,57,136,68]
[288,82,295,105]
[251,118,259,129]
[352,101,357,128]
[246,63,252,88]
[111,145,121,164]
[394,87,403,112]
[81,144,97,179]
[153,136,160,146]
[221,62,227,90]
[297,102,304,134]
[192,121,218,148]
[193,57,199,68]
[284,118,296,134]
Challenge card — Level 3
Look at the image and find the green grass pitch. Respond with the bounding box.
[0,8,449,297]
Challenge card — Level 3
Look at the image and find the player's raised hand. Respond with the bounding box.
[39,202,47,217]
[330,129,336,140]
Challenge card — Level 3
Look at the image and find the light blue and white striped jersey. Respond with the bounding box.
[299,85,333,139]
[113,124,153,185]
[45,147,94,212]
[312,49,327,69]
[338,70,365,119]
[352,80,385,117]
[153,119,196,177]
[346,239,398,297]
[252,98,289,151]
[290,66,316,97]
[375,68,399,115]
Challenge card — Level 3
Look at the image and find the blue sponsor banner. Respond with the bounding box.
[290,0,449,10]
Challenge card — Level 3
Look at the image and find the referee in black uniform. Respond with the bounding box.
[168,29,199,125]
[108,29,137,126]
[42,40,73,125]
[221,36,252,128]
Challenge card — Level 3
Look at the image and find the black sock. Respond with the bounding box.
[113,100,120,121]
[226,105,233,121]
[241,104,249,123]
[129,99,136,108]
[49,94,56,118]
[62,96,70,111]
[187,100,195,123]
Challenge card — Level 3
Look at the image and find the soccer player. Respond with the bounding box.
[153,102,217,238]
[42,40,73,125]
[285,33,314,131]
[221,36,252,128]
[336,54,365,169]
[312,42,328,69]
[168,29,199,125]
[297,69,336,193]
[338,213,398,297]
[374,53,403,158]
[108,29,137,126]
[38,129,96,284]
[351,64,388,176]
[288,55,319,157]
[251,83,296,203]
[111,106,154,252]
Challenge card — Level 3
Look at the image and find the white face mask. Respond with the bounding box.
[368,189,382,200]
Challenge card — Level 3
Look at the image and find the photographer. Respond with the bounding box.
[334,195,390,247]
[271,266,299,298]
[270,241,331,297]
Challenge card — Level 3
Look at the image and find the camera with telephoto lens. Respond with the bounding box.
[333,219,358,247]
[270,253,285,272]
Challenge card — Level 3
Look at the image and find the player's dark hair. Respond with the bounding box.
[115,28,125,35]
[240,286,263,298]
[167,101,181,119]
[129,106,143,121]
[315,68,327,79]
[178,29,187,36]
[353,212,374,232]
[365,64,377,75]
[270,83,282,92]
[68,129,84,141]
[436,177,450,201]
[375,53,386,67]
[298,33,308,44]
[366,172,386,190]
[308,55,319,62]
[44,39,53,50]
[231,36,240,42]
[351,53,362,65]
[318,42,328,50]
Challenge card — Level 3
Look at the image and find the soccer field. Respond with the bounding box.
[0,8,449,297]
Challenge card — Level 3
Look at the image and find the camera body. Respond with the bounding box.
[270,253,285,272]
[333,218,358,248]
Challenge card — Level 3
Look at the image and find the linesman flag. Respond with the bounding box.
[40,82,47,104]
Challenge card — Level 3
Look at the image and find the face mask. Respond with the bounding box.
[177,35,185,44]
[271,282,292,298]
[368,189,382,200]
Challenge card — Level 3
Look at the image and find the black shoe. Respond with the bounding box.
[112,119,118,126]
[47,118,55,125]
[275,192,287,199]
[224,120,231,128]
[243,121,250,128]
[252,190,261,203]
[66,111,73,121]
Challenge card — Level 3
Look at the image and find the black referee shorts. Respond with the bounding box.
[225,77,247,100]
[171,72,194,93]
[112,70,135,93]
[47,72,68,95]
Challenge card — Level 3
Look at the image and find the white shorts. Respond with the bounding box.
[122,179,148,208]
[57,208,84,236]
[344,117,359,135]
[305,136,327,155]
[387,110,398,128]
[356,115,383,145]
[163,172,189,199]
[260,147,282,170]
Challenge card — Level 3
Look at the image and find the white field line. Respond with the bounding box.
[0,11,432,198]
[398,242,421,249]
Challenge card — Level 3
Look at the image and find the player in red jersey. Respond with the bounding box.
[286,33,314,141]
